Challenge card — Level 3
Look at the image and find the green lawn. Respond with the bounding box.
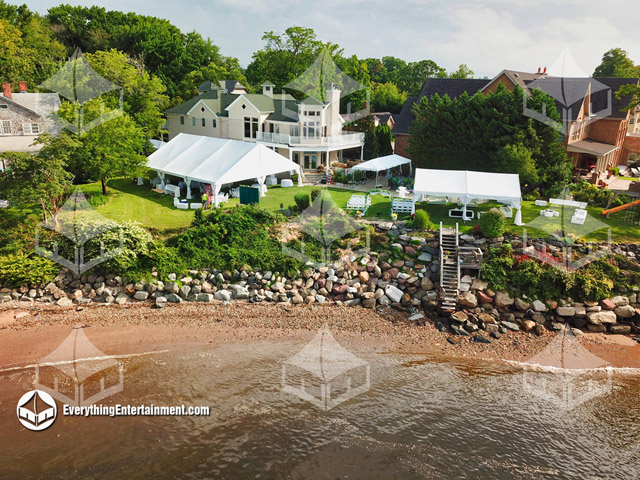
[73,179,640,242]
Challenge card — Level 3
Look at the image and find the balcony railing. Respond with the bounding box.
[255,131,364,147]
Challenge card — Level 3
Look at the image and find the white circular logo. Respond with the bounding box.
[16,390,57,431]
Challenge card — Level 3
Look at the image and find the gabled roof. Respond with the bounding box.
[1,92,61,118]
[300,96,325,106]
[225,93,275,113]
[219,79,247,92]
[261,80,275,87]
[165,89,220,115]
[482,69,544,93]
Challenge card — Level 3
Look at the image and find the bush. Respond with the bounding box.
[612,166,620,176]
[414,209,430,229]
[294,192,310,210]
[310,188,322,202]
[479,208,506,238]
[0,253,59,287]
[571,181,614,208]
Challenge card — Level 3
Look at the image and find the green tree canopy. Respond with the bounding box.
[593,48,640,78]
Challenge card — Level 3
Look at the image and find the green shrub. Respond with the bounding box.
[479,208,506,238]
[0,253,59,287]
[571,181,614,208]
[612,166,620,176]
[310,188,322,202]
[294,192,310,210]
[414,209,430,229]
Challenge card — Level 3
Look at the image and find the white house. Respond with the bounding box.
[164,80,365,174]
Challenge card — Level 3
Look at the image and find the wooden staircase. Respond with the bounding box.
[302,173,326,185]
[439,222,460,312]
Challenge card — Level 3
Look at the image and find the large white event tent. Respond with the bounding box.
[147,133,302,206]
[413,168,524,225]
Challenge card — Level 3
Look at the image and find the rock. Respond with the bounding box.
[114,293,129,305]
[587,324,607,333]
[600,299,616,311]
[231,285,249,300]
[155,296,167,308]
[501,321,520,332]
[478,313,496,324]
[471,279,488,290]
[532,300,547,312]
[55,296,73,307]
[610,325,632,334]
[587,310,617,325]
[384,285,403,303]
[556,306,576,317]
[420,276,434,291]
[315,294,326,304]
[164,282,180,294]
[196,293,213,302]
[612,296,630,307]
[451,311,468,323]
[291,294,303,304]
[457,291,478,308]
[472,335,492,344]
[522,320,536,332]
[378,295,391,306]
[417,252,432,262]
[214,289,231,301]
[165,293,182,303]
[133,291,149,301]
[514,298,530,311]
[570,328,584,337]
[494,292,514,308]
[614,305,635,319]
[359,271,370,283]
[476,290,492,304]
[409,312,425,321]
[534,324,546,336]
[179,285,191,298]
[362,297,376,309]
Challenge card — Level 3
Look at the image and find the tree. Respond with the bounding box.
[371,82,407,113]
[449,64,474,79]
[593,48,640,78]
[177,56,247,99]
[84,49,169,139]
[0,18,34,85]
[617,83,640,111]
[406,83,571,193]
[0,144,74,223]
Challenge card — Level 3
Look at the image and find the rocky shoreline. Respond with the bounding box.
[3,221,640,346]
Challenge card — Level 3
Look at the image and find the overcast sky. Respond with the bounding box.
[20,0,640,78]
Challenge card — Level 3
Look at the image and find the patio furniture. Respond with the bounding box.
[266,175,278,186]
[230,187,240,198]
[251,183,268,195]
[449,208,474,220]
[534,200,548,207]
[571,208,587,225]
[214,193,229,205]
[176,202,189,210]
[549,198,587,209]
[164,184,180,197]
[189,202,202,209]
[281,179,293,188]
[499,206,513,218]
[397,186,407,198]
[346,194,371,210]
[540,208,559,218]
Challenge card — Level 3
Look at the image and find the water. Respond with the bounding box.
[2,336,640,479]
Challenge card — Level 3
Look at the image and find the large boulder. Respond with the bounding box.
[587,310,617,325]
[532,300,547,312]
[420,276,434,291]
[614,304,635,319]
[476,290,493,304]
[384,285,403,303]
[457,291,478,308]
[214,289,231,301]
[494,291,515,309]
[556,306,576,317]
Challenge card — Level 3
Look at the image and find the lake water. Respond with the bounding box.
[2,335,640,479]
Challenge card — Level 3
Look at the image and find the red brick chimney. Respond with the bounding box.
[543,66,547,74]
[18,81,26,93]
[537,67,541,74]
[2,83,11,99]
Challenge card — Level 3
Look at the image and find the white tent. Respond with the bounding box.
[147,133,302,206]
[351,154,412,187]
[413,168,524,225]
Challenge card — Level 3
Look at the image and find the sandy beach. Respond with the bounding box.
[2,302,640,369]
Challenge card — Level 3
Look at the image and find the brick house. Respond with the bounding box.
[393,70,640,174]
[0,82,61,153]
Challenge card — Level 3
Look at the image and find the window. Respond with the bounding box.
[1,120,10,134]
[303,121,319,138]
[0,104,7,109]
[212,119,217,128]
[22,123,39,134]
[243,116,258,138]
[290,125,299,136]
[180,116,185,125]
[202,118,206,127]
[192,117,196,126]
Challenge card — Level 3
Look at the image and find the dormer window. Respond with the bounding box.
[201,107,205,112]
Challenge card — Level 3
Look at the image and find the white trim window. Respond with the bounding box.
[1,120,11,135]
[22,123,40,135]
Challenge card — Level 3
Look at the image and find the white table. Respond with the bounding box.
[534,200,548,207]
[281,179,293,188]
[540,209,559,218]
[266,176,278,186]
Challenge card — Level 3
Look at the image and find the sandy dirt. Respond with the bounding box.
[1,302,640,369]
